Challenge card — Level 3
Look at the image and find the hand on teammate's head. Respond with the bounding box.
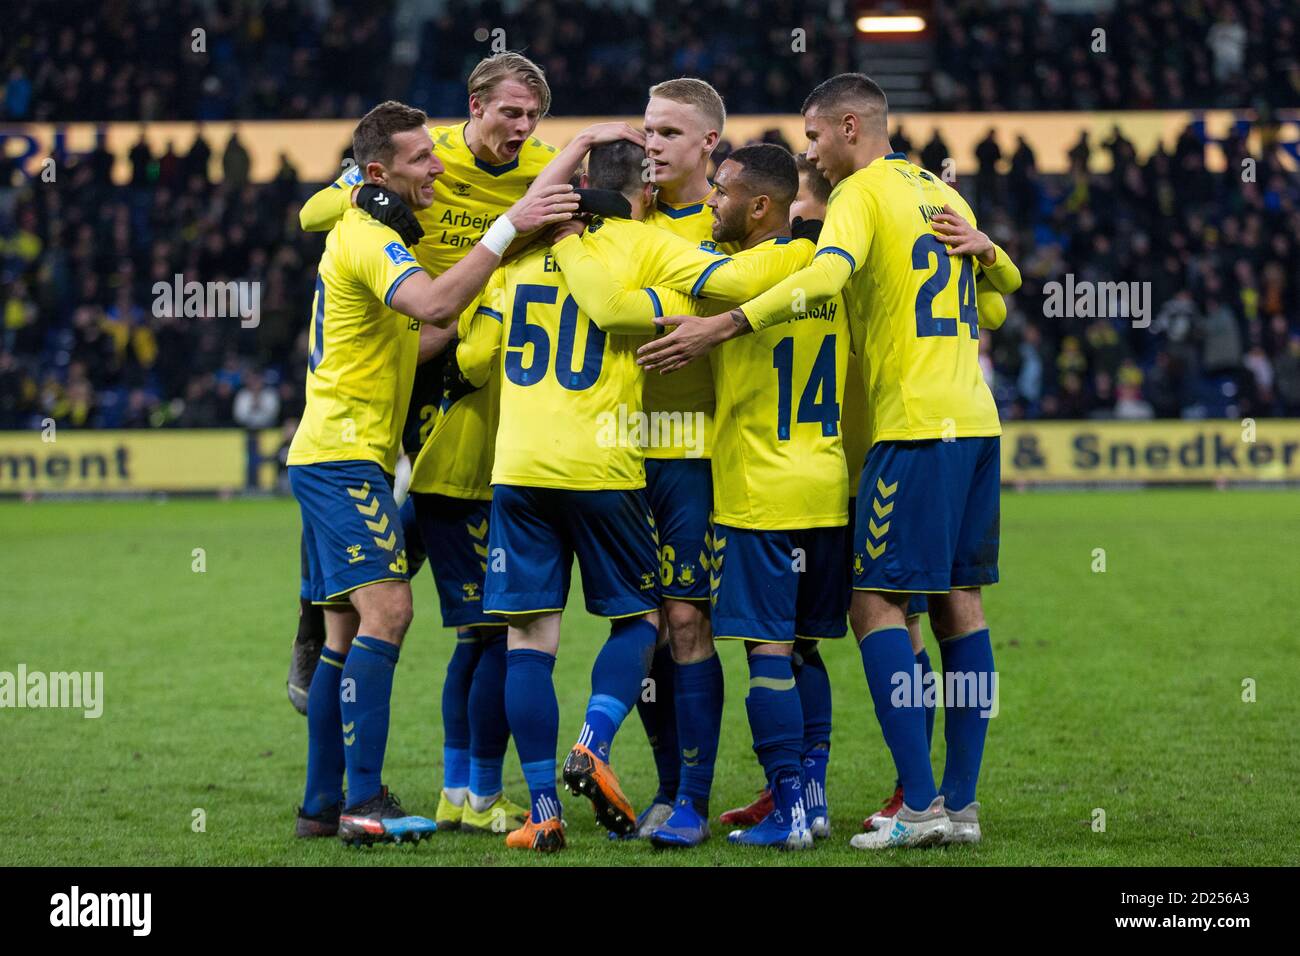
[582,122,646,149]
[507,183,580,234]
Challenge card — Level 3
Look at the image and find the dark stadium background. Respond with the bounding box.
[3,0,1298,486]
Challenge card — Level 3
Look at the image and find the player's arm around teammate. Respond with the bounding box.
[641,76,1019,849]
[645,145,852,850]
[932,203,1021,332]
[385,176,577,326]
[289,101,573,847]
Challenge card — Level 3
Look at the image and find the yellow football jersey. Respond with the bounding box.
[550,218,814,335]
[640,193,726,460]
[408,297,499,501]
[742,152,1001,444]
[648,237,849,530]
[467,248,657,490]
[299,123,557,276]
[287,208,423,473]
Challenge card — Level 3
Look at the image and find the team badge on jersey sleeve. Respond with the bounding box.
[385,242,417,266]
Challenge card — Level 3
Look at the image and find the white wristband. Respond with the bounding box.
[480,214,517,257]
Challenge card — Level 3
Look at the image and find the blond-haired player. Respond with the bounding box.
[629,77,731,837]
[640,73,1023,850]
[290,53,638,831]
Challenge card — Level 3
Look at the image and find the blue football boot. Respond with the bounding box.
[649,798,711,848]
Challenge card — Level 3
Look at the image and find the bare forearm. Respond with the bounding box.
[391,244,502,328]
[530,133,594,193]
[422,244,502,325]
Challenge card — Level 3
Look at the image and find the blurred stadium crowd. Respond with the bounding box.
[6,0,1297,122]
[932,0,1300,113]
[1,0,1297,432]
[0,133,313,432]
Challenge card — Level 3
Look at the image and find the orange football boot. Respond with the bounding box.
[504,813,566,852]
[562,743,637,836]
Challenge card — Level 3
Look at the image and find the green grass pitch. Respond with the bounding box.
[2,490,1297,867]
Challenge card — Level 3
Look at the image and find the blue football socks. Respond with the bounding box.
[340,636,401,808]
[673,653,724,816]
[859,626,938,812]
[506,648,561,822]
[635,640,680,801]
[441,630,481,798]
[917,646,936,753]
[468,628,509,800]
[793,640,832,812]
[937,628,996,810]
[580,616,657,763]
[302,645,346,816]
[744,653,804,799]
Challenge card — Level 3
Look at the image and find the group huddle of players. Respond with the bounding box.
[282,51,1021,853]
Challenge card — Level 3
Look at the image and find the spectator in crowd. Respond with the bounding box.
[921,129,950,177]
[1244,345,1275,407]
[129,128,153,187]
[1114,362,1155,420]
[120,388,159,429]
[1200,296,1244,373]
[222,130,251,191]
[186,128,213,186]
[891,125,914,159]
[975,129,1002,218]
[233,370,281,430]
[1207,5,1248,84]
[1017,323,1045,414]
[1276,337,1300,415]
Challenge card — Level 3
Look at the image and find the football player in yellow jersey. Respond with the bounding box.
[290,53,640,830]
[299,53,642,273]
[630,144,850,850]
[639,74,1024,850]
[289,100,577,846]
[715,152,1020,839]
[449,142,666,851]
[709,151,883,840]
[450,141,811,851]
[860,200,1016,835]
[404,311,528,834]
[630,77,730,835]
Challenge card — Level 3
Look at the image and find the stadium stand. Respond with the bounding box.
[2,0,394,122]
[2,1,1297,431]
[0,132,313,431]
[932,0,1300,113]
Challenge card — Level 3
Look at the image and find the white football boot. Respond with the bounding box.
[849,795,951,849]
[808,811,832,840]
[943,801,981,844]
